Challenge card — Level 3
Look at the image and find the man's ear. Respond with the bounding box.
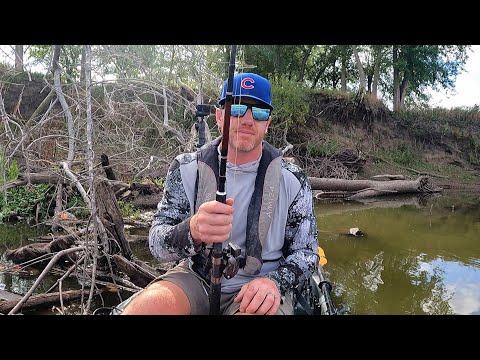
[264,118,272,133]
[215,107,223,128]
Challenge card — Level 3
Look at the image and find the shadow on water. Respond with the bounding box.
[1,191,479,315]
[316,192,480,315]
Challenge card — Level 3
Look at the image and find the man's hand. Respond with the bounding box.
[233,277,281,315]
[190,198,234,245]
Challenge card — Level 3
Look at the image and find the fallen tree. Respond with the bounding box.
[309,175,440,200]
[0,289,100,314]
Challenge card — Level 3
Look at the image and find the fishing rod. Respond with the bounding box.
[209,44,237,315]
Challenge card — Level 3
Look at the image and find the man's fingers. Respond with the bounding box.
[238,284,258,313]
[234,278,281,314]
[196,212,233,227]
[200,200,234,216]
[233,286,246,303]
[254,292,277,315]
[193,199,235,243]
[264,293,281,315]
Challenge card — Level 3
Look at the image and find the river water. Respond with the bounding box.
[1,191,479,315]
[317,191,480,315]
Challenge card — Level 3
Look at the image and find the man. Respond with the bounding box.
[120,72,319,315]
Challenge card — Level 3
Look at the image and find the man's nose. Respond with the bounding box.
[239,109,255,124]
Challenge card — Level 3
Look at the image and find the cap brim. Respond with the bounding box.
[218,95,273,110]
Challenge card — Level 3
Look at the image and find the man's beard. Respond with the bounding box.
[228,131,260,152]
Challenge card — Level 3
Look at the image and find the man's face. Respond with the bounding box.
[216,97,271,153]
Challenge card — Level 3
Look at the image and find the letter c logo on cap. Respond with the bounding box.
[241,77,255,90]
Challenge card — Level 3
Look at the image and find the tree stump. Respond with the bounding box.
[95,180,133,260]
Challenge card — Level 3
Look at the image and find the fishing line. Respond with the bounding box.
[228,45,245,243]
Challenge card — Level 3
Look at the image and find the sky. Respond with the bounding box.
[1,45,479,109]
[428,45,480,109]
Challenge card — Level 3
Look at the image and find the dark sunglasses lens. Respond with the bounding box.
[252,107,270,121]
[231,104,247,117]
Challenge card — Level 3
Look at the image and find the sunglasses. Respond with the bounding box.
[229,103,272,121]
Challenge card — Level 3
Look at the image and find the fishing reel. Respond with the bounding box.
[192,242,246,283]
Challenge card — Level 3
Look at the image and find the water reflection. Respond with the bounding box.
[415,257,480,315]
[0,272,35,296]
[362,251,384,292]
[1,222,49,297]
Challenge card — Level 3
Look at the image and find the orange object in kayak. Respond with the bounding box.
[318,246,327,266]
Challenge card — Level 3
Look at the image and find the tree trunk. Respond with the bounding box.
[309,176,438,200]
[95,180,133,260]
[341,53,347,92]
[101,154,116,180]
[80,46,86,85]
[112,254,165,288]
[399,76,409,110]
[298,45,313,82]
[372,45,381,99]
[51,45,75,166]
[352,45,366,92]
[4,235,77,264]
[14,45,23,72]
[0,289,96,314]
[393,46,400,111]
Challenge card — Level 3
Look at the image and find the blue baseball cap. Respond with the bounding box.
[218,72,273,110]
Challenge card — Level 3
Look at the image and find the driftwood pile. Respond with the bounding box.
[1,174,166,315]
[302,148,366,179]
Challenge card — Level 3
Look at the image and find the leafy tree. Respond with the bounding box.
[29,45,83,81]
[389,45,470,110]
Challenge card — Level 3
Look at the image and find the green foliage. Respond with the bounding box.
[29,45,83,81]
[118,201,141,219]
[64,191,89,219]
[97,45,158,79]
[382,45,470,109]
[306,140,338,157]
[7,69,45,82]
[265,77,310,149]
[5,160,18,182]
[396,106,480,165]
[152,177,165,188]
[318,88,354,100]
[244,45,299,79]
[385,144,419,166]
[0,184,53,223]
[271,77,310,126]
[0,150,18,184]
[0,147,18,185]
